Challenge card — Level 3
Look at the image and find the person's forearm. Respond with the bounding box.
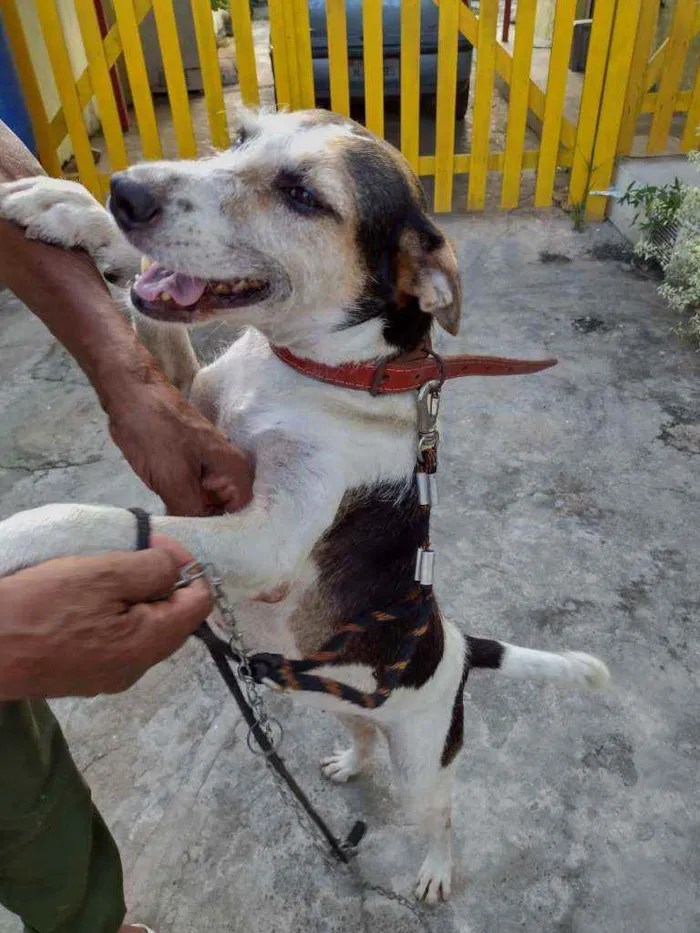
[0,122,165,412]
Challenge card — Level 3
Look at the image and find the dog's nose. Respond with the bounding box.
[110,174,161,230]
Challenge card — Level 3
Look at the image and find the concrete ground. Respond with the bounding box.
[1,211,699,933]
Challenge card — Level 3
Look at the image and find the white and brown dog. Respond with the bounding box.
[0,110,608,903]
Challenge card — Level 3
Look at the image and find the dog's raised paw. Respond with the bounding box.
[415,854,452,904]
[320,749,361,783]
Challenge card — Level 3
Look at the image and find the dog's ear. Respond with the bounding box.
[397,224,461,335]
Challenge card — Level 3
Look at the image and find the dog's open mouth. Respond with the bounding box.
[131,258,270,321]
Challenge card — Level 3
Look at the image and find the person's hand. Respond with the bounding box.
[108,380,253,516]
[0,537,211,700]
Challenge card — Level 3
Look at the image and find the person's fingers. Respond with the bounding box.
[104,548,182,604]
[202,447,254,513]
[125,578,212,666]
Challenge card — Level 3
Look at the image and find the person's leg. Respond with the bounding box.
[0,699,126,933]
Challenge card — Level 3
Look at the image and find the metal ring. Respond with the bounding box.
[423,346,446,389]
[246,717,284,755]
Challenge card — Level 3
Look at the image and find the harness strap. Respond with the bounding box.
[245,444,437,708]
[128,507,361,863]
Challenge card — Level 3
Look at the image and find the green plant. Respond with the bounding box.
[570,200,586,233]
[618,177,684,242]
[622,149,700,346]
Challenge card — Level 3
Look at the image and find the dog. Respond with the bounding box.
[0,109,609,903]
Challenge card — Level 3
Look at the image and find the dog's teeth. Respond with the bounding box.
[161,292,171,301]
[140,256,154,273]
[213,284,229,294]
[232,280,248,292]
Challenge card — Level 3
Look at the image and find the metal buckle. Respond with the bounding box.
[416,379,441,458]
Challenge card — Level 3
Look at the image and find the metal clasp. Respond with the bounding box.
[171,560,208,591]
[416,380,441,458]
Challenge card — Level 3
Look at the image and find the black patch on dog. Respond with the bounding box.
[466,637,505,669]
[313,479,443,689]
[341,140,444,353]
[441,664,468,767]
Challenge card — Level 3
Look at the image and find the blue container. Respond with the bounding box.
[0,14,35,153]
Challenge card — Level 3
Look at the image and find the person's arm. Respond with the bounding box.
[0,537,211,699]
[0,122,252,516]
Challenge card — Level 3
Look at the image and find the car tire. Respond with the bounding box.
[421,82,470,120]
[455,81,470,121]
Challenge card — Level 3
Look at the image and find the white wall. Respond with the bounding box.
[16,0,100,165]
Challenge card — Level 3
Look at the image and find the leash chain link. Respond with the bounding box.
[205,567,281,753]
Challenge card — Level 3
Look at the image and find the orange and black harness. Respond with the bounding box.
[129,342,556,860]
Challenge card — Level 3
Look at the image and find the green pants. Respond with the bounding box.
[0,701,126,933]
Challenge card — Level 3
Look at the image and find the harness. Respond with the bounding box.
[129,341,556,861]
[214,343,555,707]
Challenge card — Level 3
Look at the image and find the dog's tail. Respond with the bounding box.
[466,637,609,690]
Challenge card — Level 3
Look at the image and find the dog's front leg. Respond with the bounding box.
[0,177,141,288]
[0,434,343,595]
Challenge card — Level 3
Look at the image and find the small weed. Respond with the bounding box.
[539,251,572,264]
[570,201,586,233]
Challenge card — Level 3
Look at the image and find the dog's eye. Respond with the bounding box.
[283,186,322,214]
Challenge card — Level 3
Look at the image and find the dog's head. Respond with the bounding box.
[111,110,461,354]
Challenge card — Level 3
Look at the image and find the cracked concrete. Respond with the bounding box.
[1,210,699,933]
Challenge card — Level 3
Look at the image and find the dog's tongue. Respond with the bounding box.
[133,262,207,306]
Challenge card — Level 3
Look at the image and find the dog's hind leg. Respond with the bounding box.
[386,694,463,904]
[320,714,376,784]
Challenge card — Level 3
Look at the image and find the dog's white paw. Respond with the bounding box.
[415,852,452,904]
[0,177,105,247]
[560,651,610,690]
[320,748,362,783]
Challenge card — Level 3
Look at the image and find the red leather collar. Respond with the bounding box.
[271,344,557,395]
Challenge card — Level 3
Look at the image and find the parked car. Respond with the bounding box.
[272,0,473,120]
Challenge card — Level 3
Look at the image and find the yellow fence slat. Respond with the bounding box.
[2,0,62,176]
[282,0,302,108]
[400,0,421,170]
[47,0,152,149]
[467,0,498,210]
[190,0,230,147]
[449,0,577,151]
[568,0,616,211]
[501,0,537,209]
[74,0,129,174]
[642,8,699,92]
[648,0,695,154]
[642,89,693,113]
[617,0,659,156]
[433,0,459,212]
[327,0,350,115]
[363,0,384,136]
[587,0,644,221]
[419,148,552,176]
[682,67,700,150]
[229,0,260,107]
[268,0,291,108]
[293,0,315,108]
[152,0,197,157]
[113,0,162,159]
[35,0,101,195]
[534,0,576,208]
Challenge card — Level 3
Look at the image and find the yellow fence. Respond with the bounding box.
[2,0,699,217]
